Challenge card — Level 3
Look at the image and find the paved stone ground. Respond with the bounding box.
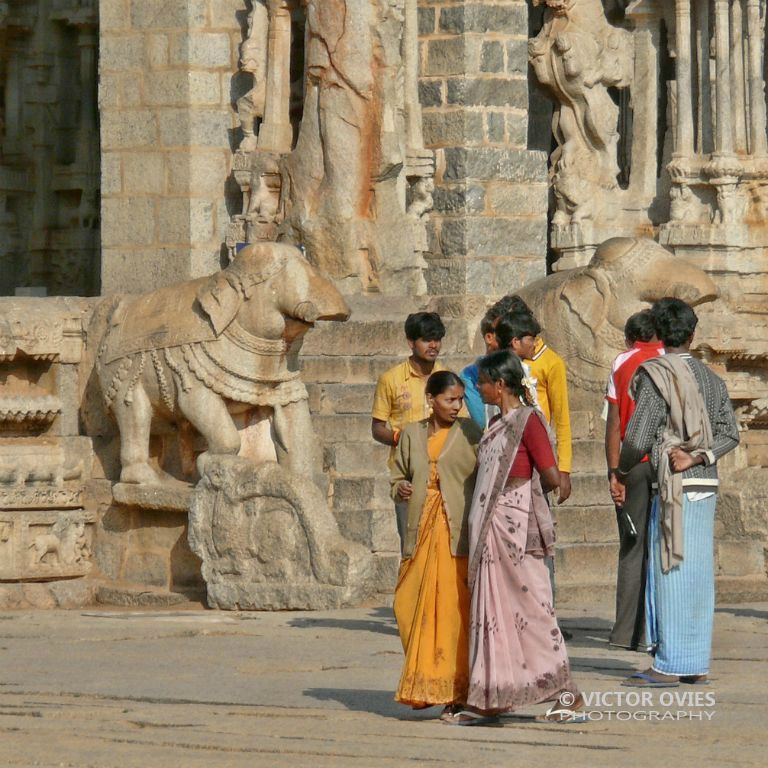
[0,599,764,767]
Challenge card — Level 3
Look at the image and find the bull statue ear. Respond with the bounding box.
[196,274,242,335]
[560,269,611,333]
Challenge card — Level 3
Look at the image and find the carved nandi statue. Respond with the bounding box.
[96,243,350,486]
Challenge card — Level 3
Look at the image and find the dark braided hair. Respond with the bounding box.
[477,349,535,406]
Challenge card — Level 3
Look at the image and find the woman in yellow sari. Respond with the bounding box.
[390,371,483,721]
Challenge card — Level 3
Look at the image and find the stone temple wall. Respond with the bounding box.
[418,0,549,295]
[1,0,767,609]
[99,0,243,294]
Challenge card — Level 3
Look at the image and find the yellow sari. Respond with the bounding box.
[393,426,470,707]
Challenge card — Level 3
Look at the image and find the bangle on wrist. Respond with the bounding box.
[608,468,618,480]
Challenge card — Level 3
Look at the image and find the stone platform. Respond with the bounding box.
[0,599,763,767]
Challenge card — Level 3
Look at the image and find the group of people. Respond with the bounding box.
[370,295,739,725]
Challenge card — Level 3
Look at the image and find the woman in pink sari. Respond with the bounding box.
[451,349,583,725]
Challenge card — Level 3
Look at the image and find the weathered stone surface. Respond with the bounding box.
[485,112,505,143]
[480,41,504,73]
[417,6,435,35]
[418,80,443,107]
[423,111,484,146]
[443,147,548,183]
[130,0,207,30]
[47,579,97,608]
[425,38,466,76]
[123,551,169,587]
[439,4,526,34]
[188,456,375,610]
[96,584,188,607]
[113,483,192,512]
[170,32,232,68]
[446,77,527,108]
[506,38,528,74]
[488,182,549,216]
[433,184,486,214]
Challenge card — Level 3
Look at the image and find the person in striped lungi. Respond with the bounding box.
[616,298,739,688]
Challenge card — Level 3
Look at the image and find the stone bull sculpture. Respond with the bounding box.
[516,237,719,412]
[96,243,350,485]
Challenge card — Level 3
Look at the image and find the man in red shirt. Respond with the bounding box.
[605,310,664,650]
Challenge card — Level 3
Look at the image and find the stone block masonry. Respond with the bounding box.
[99,0,244,294]
[419,0,549,296]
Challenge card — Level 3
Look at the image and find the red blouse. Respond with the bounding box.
[509,414,557,479]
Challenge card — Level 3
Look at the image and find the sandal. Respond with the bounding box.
[534,693,587,724]
[621,670,679,688]
[439,704,462,722]
[443,710,501,727]
[680,674,710,686]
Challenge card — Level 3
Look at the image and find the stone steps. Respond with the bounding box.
[555,542,618,586]
[556,505,618,544]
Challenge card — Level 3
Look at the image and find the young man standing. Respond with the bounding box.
[371,311,447,550]
[604,310,664,650]
[495,307,572,504]
[618,299,739,687]
[460,304,505,428]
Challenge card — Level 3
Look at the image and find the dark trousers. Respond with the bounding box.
[610,461,653,649]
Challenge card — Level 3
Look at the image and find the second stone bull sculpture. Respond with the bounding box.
[517,237,719,411]
[96,242,350,486]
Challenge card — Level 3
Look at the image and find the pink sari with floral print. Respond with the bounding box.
[466,407,576,712]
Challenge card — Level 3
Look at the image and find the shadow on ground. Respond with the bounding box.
[304,687,440,720]
[715,607,768,621]
[288,607,399,637]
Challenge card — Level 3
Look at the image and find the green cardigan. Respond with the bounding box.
[390,417,483,558]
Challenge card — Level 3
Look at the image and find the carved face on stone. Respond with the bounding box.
[196,243,351,339]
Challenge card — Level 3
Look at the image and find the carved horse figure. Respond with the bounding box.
[96,243,350,485]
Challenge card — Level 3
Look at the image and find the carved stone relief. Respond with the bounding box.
[0,509,94,580]
[0,298,95,580]
[227,0,430,295]
[529,0,634,265]
[188,456,373,609]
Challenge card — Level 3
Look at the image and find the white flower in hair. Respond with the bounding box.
[521,375,538,406]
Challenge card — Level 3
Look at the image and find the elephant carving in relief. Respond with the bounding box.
[516,237,719,410]
[96,243,350,486]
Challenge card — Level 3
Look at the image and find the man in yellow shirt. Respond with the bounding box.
[372,312,447,550]
[494,306,572,503]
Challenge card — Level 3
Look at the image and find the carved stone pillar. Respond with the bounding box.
[403,0,423,150]
[625,2,661,203]
[673,0,695,160]
[713,0,735,157]
[696,0,713,154]
[730,0,747,153]
[258,0,294,153]
[746,0,768,155]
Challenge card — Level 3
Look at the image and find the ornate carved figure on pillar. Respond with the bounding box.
[237,1,269,153]
[229,0,430,294]
[529,0,633,227]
